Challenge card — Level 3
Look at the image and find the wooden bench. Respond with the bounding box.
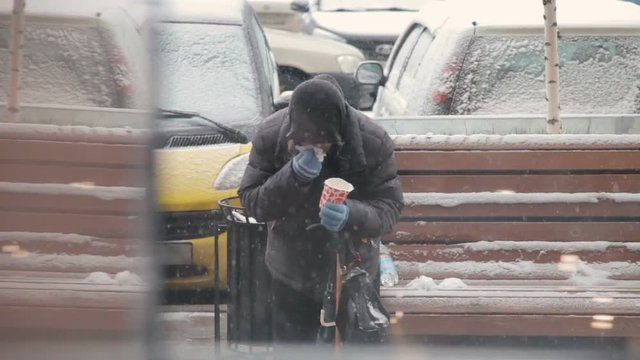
[381,134,640,339]
[0,117,149,338]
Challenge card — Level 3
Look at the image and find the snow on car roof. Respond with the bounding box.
[161,0,248,25]
[416,0,640,32]
[0,0,134,20]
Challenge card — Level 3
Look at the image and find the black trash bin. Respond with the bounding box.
[219,196,273,348]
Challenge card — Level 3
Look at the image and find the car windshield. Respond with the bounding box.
[0,22,134,108]
[431,35,640,115]
[319,0,425,11]
[156,22,261,126]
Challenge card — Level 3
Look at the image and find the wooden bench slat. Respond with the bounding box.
[402,202,640,218]
[0,233,135,256]
[396,150,640,171]
[388,222,640,243]
[0,139,146,167]
[391,134,640,151]
[0,163,145,187]
[393,279,640,292]
[0,210,139,239]
[0,191,141,215]
[0,274,145,332]
[383,294,640,315]
[385,143,640,338]
[387,314,640,337]
[0,306,138,332]
[385,287,640,297]
[388,244,640,264]
[0,254,139,274]
[401,174,640,193]
[394,260,640,281]
[0,122,148,145]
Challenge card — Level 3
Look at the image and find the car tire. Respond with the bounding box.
[278,66,309,91]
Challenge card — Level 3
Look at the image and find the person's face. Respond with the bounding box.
[298,142,333,153]
[315,143,333,153]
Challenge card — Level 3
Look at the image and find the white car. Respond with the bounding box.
[357,0,640,117]
[292,0,438,63]
[264,28,364,101]
[250,0,366,107]
[0,0,148,109]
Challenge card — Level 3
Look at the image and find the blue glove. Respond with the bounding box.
[320,202,350,232]
[292,148,322,182]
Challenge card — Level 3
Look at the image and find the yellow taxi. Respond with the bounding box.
[155,0,283,290]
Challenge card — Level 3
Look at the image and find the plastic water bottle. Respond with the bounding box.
[380,243,399,287]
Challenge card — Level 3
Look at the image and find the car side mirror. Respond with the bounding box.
[274,90,292,110]
[290,0,310,12]
[355,61,384,85]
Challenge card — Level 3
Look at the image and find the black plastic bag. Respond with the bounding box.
[335,267,390,344]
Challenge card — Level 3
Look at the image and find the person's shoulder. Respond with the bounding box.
[257,108,287,135]
[351,108,392,150]
[252,108,287,146]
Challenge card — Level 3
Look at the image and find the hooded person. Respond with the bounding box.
[238,75,404,343]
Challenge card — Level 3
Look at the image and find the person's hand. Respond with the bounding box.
[320,202,349,232]
[292,148,322,182]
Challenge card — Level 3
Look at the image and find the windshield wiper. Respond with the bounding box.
[158,109,249,144]
[326,8,360,11]
[364,7,416,11]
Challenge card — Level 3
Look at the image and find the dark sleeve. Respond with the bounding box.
[342,134,404,239]
[238,126,312,222]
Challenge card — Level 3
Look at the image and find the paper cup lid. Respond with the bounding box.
[324,177,354,193]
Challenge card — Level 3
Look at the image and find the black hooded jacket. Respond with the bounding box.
[238,79,404,299]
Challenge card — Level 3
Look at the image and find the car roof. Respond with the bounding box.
[161,0,251,25]
[0,0,139,22]
[0,0,116,16]
[416,0,640,32]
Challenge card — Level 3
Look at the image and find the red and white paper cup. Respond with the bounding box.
[319,177,354,208]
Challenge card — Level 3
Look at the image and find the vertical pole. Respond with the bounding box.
[213,218,221,355]
[5,0,26,123]
[247,215,254,353]
[543,0,562,134]
[335,253,342,347]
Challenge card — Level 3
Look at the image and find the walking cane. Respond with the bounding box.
[335,252,342,346]
[308,224,343,347]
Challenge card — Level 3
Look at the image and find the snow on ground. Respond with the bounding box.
[405,276,468,291]
[438,277,469,289]
[461,240,640,252]
[396,260,640,285]
[0,232,117,248]
[406,275,438,291]
[83,270,143,286]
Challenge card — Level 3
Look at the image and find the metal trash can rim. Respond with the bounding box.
[219,196,265,225]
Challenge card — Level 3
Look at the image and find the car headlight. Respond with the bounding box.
[312,27,346,42]
[212,153,250,191]
[337,55,363,74]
